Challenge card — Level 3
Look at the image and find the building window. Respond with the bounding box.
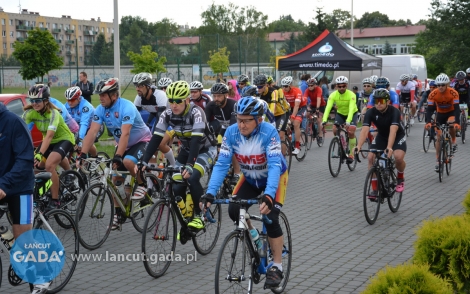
[2,31,5,37]
[59,24,63,29]
[59,34,63,40]
[31,21,35,27]
[25,20,29,26]
[61,45,64,50]
[79,36,82,41]
[9,20,13,25]
[80,56,83,62]
[3,43,6,49]
[72,25,75,30]
[79,46,82,52]
[66,35,70,40]
[101,27,104,33]
[39,22,43,28]
[53,23,57,29]
[1,19,5,25]
[10,43,14,48]
[391,44,397,54]
[10,31,13,37]
[79,25,81,31]
[107,27,109,33]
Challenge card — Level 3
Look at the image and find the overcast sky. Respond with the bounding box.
[2,0,432,28]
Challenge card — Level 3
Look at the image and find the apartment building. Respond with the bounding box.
[0,7,113,65]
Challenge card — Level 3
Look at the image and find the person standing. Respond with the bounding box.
[76,72,93,103]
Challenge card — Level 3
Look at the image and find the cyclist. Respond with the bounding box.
[418,80,436,113]
[142,81,217,231]
[426,73,461,171]
[466,68,470,82]
[201,96,288,288]
[189,81,211,110]
[23,84,75,211]
[304,78,325,144]
[367,77,400,109]
[49,96,79,135]
[413,74,423,98]
[452,70,469,119]
[267,75,279,89]
[396,74,417,125]
[355,88,407,197]
[157,77,172,91]
[78,78,152,229]
[370,75,379,89]
[64,86,98,157]
[359,77,374,121]
[282,76,306,155]
[322,76,358,163]
[237,74,250,94]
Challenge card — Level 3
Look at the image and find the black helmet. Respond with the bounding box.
[210,83,229,94]
[253,74,267,86]
[375,77,390,89]
[241,85,258,97]
[28,84,50,99]
[237,74,249,83]
[373,89,390,99]
[132,73,152,87]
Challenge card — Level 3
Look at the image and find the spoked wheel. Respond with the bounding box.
[423,127,432,153]
[405,114,411,137]
[461,116,467,144]
[387,172,402,213]
[192,203,221,255]
[215,231,252,294]
[281,140,292,174]
[438,139,445,182]
[363,167,381,225]
[59,169,86,217]
[131,174,161,233]
[328,137,342,177]
[445,140,452,176]
[142,199,177,278]
[295,131,308,162]
[306,121,314,150]
[270,211,292,294]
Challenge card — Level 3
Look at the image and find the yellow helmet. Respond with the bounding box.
[166,81,190,99]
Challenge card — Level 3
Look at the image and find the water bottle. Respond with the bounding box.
[175,196,187,216]
[258,233,268,258]
[158,163,165,179]
[0,226,15,250]
[250,228,262,251]
[123,175,132,198]
[185,194,194,218]
[379,152,387,169]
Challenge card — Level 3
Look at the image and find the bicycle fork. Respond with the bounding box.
[152,202,171,241]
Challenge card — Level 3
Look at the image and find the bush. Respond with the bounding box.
[462,190,470,215]
[413,215,470,292]
[361,263,452,294]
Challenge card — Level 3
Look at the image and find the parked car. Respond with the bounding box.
[0,94,42,147]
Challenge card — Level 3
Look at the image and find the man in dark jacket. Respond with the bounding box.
[76,71,93,103]
[0,103,34,238]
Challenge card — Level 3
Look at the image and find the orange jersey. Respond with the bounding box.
[283,87,306,108]
[427,88,460,113]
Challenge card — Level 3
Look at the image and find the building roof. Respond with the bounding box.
[336,25,426,39]
[268,32,302,41]
[170,36,200,45]
[167,32,303,45]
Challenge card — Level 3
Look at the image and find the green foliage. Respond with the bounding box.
[382,40,393,55]
[127,45,167,75]
[0,55,20,66]
[207,47,230,75]
[462,189,470,215]
[413,215,470,291]
[361,263,452,294]
[12,28,63,81]
[355,12,391,28]
[269,48,286,69]
[269,15,306,32]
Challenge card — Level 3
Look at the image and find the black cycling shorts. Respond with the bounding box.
[435,112,457,125]
[36,140,74,160]
[334,112,358,126]
[0,194,34,225]
[275,113,288,132]
[371,133,407,152]
[115,141,148,171]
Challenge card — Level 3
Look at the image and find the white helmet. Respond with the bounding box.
[189,81,204,90]
[399,74,409,81]
[466,68,470,74]
[435,73,450,84]
[132,72,152,87]
[281,76,293,86]
[370,75,378,84]
[65,86,82,100]
[362,77,372,84]
[158,77,172,88]
[335,76,348,84]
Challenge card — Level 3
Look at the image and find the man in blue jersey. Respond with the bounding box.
[201,96,289,289]
[78,78,152,230]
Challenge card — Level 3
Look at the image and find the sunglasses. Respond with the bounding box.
[308,85,316,88]
[239,83,246,86]
[29,98,44,104]
[437,84,446,87]
[337,85,347,89]
[430,86,437,89]
[282,85,290,88]
[236,118,255,125]
[363,84,372,88]
[190,90,199,94]
[256,85,265,89]
[168,98,185,104]
[374,98,388,105]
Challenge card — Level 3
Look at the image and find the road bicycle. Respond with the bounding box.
[305,109,326,149]
[75,157,161,250]
[459,104,467,144]
[356,150,403,225]
[0,172,79,293]
[417,102,427,122]
[401,102,412,137]
[212,196,292,294]
[141,165,221,278]
[327,123,357,177]
[285,119,308,162]
[432,123,454,182]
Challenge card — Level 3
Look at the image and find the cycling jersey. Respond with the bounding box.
[190,93,212,110]
[426,88,460,123]
[284,87,306,108]
[452,80,470,104]
[23,108,75,145]
[65,98,95,140]
[207,122,287,199]
[322,90,358,123]
[395,81,416,102]
[205,98,237,135]
[259,87,287,117]
[304,86,325,107]
[50,97,79,133]
[93,97,151,147]
[367,90,400,109]
[363,106,405,138]
[414,79,423,94]
[134,86,168,123]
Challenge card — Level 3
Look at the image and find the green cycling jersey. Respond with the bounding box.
[322,89,358,123]
[23,108,75,145]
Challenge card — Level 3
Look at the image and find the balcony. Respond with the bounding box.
[16,25,34,31]
[55,39,62,44]
[65,40,74,45]
[16,37,25,42]
[39,28,48,31]
[52,28,61,33]
[66,51,73,55]
[84,41,95,46]
[84,30,98,36]
[68,61,76,65]
[65,29,75,34]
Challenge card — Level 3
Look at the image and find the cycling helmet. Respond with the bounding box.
[253,74,267,86]
[435,73,450,84]
[267,76,274,84]
[158,77,172,88]
[94,77,119,95]
[412,74,418,80]
[65,86,82,100]
[362,77,372,84]
[307,78,317,85]
[455,71,466,80]
[466,68,470,74]
[241,85,258,97]
[189,81,204,90]
[370,75,378,84]
[399,74,409,81]
[28,84,50,99]
[210,83,229,94]
[281,76,293,86]
[335,76,348,84]
[237,74,249,84]
[429,80,436,87]
[166,81,190,99]
[132,72,152,87]
[373,88,390,100]
[375,77,390,89]
[237,96,264,116]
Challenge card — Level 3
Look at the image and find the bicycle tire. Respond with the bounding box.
[445,139,452,176]
[131,173,161,233]
[295,131,308,162]
[306,120,314,150]
[328,137,342,177]
[141,199,177,278]
[438,138,445,182]
[363,167,381,225]
[387,171,402,213]
[192,203,221,255]
[281,140,292,174]
[34,209,79,294]
[75,183,113,250]
[0,255,2,288]
[270,211,292,294]
[423,127,431,153]
[461,114,466,144]
[405,114,410,137]
[59,169,85,218]
[215,230,252,294]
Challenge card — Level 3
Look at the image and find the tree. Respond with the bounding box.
[207,47,230,78]
[325,9,352,30]
[13,28,63,81]
[355,11,391,28]
[0,55,20,66]
[88,33,106,65]
[269,15,306,32]
[382,40,393,55]
[127,45,167,75]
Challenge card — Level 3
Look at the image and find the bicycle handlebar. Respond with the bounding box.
[205,198,272,224]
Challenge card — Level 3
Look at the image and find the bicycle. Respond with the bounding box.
[432,123,454,182]
[417,102,427,122]
[401,102,412,137]
[459,104,467,144]
[356,150,403,225]
[0,172,79,293]
[327,123,357,177]
[141,165,221,278]
[280,136,292,174]
[212,196,292,293]
[285,118,308,162]
[74,157,161,250]
[306,109,326,149]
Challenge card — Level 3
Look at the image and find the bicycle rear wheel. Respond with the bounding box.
[328,137,342,177]
[295,131,308,162]
[59,170,85,217]
[387,172,402,213]
[131,174,161,233]
[281,139,292,174]
[141,199,177,278]
[438,138,445,182]
[306,120,314,150]
[445,140,452,176]
[405,114,410,137]
[192,203,221,255]
[461,114,467,144]
[363,167,381,225]
[270,211,292,294]
[34,209,79,293]
[423,127,432,153]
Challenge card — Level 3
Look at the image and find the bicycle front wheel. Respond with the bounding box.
[281,139,292,174]
[445,140,452,176]
[34,209,79,293]
[405,114,411,137]
[141,199,177,278]
[215,230,252,294]
[59,169,86,217]
[131,174,161,233]
[306,120,314,150]
[363,167,381,225]
[192,203,221,255]
[387,172,402,213]
[328,137,342,177]
[423,127,431,153]
[270,211,292,294]
[295,131,308,162]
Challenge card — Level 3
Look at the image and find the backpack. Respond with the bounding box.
[276,88,291,112]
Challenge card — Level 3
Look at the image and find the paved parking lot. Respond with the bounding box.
[1,122,469,293]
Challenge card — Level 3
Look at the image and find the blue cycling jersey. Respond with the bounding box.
[93,97,151,147]
[206,122,287,199]
[65,97,95,140]
[367,90,400,107]
[49,98,79,133]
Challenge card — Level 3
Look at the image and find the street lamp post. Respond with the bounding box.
[351,0,354,46]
